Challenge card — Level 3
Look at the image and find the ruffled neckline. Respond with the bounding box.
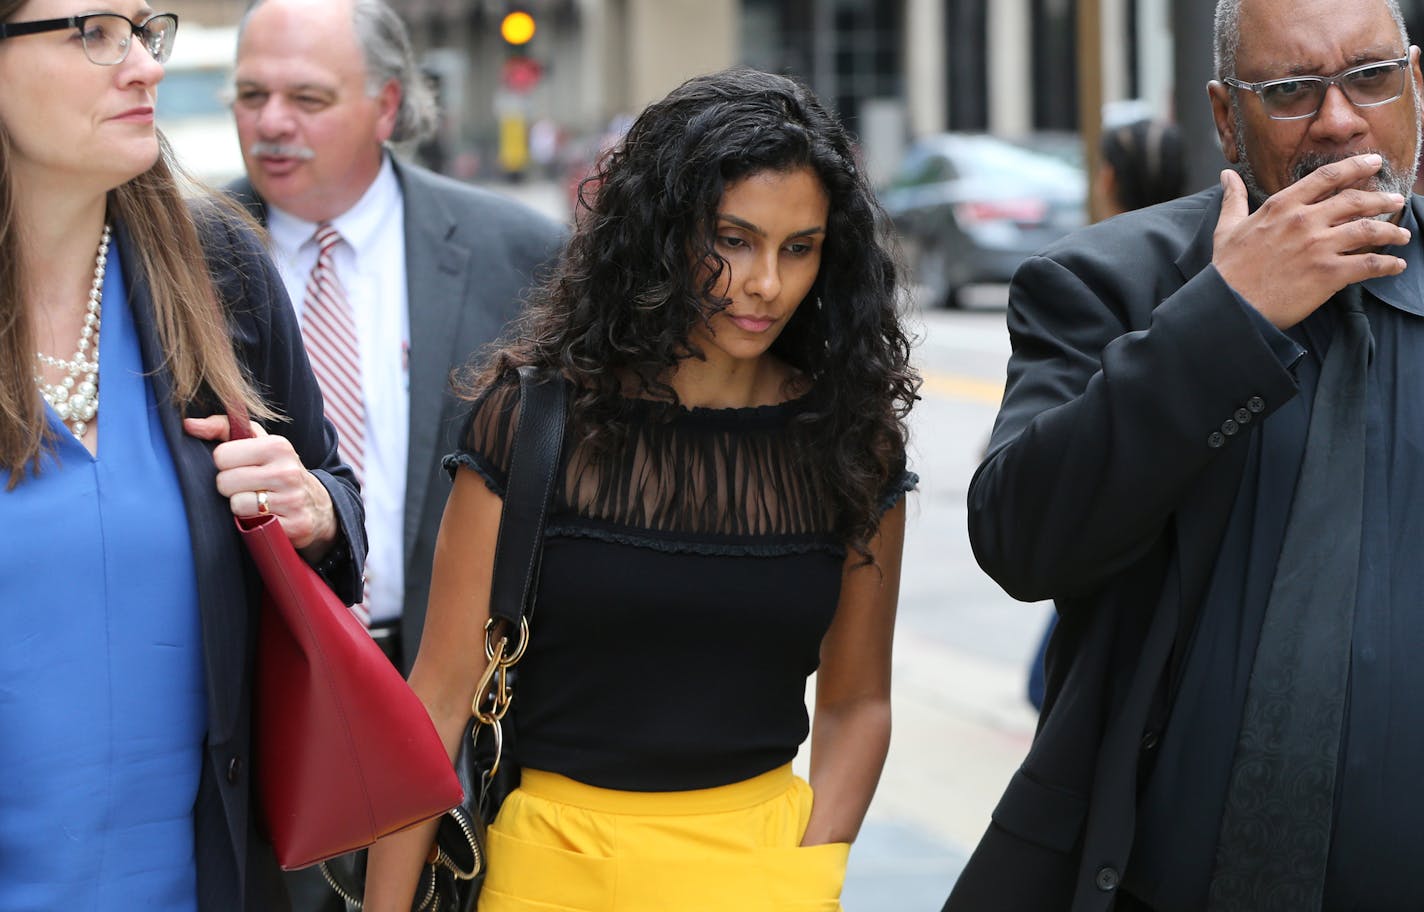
[617,390,815,427]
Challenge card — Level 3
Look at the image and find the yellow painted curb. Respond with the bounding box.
[920,371,1005,405]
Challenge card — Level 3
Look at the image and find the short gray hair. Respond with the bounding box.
[240,0,439,144]
[1214,0,1410,80]
[352,0,438,144]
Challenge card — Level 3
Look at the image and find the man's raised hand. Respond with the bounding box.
[1213,153,1410,328]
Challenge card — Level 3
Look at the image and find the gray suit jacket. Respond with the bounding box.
[228,158,565,670]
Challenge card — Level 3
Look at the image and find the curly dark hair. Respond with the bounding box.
[466,66,918,558]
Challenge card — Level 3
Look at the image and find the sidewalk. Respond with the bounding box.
[842,819,965,911]
[798,634,1039,910]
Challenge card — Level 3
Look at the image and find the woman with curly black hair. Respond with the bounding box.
[366,66,918,912]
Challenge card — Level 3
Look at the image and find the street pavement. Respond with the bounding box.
[831,295,1049,911]
[480,178,1048,911]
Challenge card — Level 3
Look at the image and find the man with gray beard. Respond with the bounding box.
[946,0,1424,910]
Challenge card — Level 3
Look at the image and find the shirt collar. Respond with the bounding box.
[265,154,402,260]
[1363,199,1424,316]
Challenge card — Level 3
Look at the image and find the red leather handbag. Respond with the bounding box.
[230,413,462,870]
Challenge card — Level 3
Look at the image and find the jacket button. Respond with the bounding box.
[1207,431,1226,448]
[1140,730,1160,752]
[1234,407,1252,424]
[1095,866,1120,892]
[1247,396,1266,413]
[227,756,242,784]
[1221,418,1239,436]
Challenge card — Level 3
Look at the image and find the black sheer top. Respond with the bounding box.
[443,377,915,791]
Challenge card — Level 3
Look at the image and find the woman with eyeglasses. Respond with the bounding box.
[0,2,365,910]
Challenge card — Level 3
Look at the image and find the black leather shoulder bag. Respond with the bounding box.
[322,365,567,911]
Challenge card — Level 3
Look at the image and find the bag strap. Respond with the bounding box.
[228,410,255,441]
[486,366,567,636]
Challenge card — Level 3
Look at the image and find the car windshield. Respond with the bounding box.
[945,138,1082,185]
[159,68,230,119]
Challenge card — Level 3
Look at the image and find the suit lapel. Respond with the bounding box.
[1173,185,1222,285]
[226,177,269,226]
[117,222,248,747]
[396,161,470,566]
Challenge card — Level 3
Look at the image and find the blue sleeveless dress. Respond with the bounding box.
[0,247,205,910]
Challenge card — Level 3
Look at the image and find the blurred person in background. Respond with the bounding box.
[227,2,562,908]
[1027,117,1186,712]
[1096,119,1187,218]
[952,0,1424,908]
[0,1,366,909]
[363,66,918,912]
[527,116,559,180]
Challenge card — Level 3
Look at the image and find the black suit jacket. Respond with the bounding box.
[117,211,366,910]
[944,186,1369,911]
[228,159,565,670]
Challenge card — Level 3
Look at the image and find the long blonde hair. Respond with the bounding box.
[0,4,273,485]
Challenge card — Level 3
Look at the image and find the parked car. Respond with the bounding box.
[880,133,1086,308]
[1006,129,1086,172]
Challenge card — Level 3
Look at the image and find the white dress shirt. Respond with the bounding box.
[266,156,410,624]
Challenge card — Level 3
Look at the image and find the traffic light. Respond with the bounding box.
[500,10,536,46]
[501,56,543,93]
[495,6,541,176]
[498,8,542,94]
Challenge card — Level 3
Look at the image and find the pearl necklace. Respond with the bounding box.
[34,224,110,439]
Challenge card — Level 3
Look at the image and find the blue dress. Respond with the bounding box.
[0,247,205,911]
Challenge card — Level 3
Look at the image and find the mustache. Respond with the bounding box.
[1291,149,1407,190]
[1290,150,1412,221]
[248,142,315,161]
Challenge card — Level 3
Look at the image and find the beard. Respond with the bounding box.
[1232,93,1423,215]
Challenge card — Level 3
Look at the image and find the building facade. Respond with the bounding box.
[163,0,1424,188]
[168,0,245,26]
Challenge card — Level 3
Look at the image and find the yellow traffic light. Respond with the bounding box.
[500,11,536,46]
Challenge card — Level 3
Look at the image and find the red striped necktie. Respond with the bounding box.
[301,223,370,625]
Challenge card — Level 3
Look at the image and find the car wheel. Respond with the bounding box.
[915,243,958,309]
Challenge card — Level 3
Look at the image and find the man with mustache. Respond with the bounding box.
[226,3,562,907]
[227,0,562,667]
[948,0,1424,910]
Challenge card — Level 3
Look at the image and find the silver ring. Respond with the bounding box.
[256,490,270,515]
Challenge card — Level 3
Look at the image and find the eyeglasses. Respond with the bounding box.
[1224,56,1411,120]
[0,12,178,66]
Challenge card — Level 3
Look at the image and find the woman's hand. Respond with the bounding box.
[184,414,339,560]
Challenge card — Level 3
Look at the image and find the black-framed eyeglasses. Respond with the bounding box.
[1224,55,1411,120]
[0,12,178,66]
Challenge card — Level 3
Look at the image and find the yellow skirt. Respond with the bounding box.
[478,764,849,912]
